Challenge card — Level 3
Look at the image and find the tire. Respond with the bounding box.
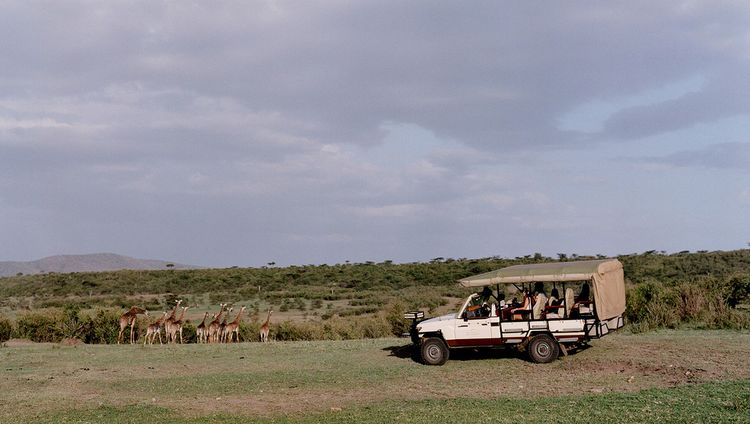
[528,334,559,363]
[421,337,449,366]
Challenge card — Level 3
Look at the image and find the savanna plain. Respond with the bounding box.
[1,250,750,422]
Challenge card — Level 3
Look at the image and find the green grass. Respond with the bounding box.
[25,379,750,423]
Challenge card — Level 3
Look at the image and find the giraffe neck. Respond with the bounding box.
[232,308,245,325]
[176,308,187,322]
[168,303,180,320]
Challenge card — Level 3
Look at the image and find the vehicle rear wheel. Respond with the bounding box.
[421,337,449,366]
[528,334,559,363]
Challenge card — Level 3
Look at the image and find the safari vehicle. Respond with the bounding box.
[406,259,626,365]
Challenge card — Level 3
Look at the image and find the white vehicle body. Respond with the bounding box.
[409,259,626,364]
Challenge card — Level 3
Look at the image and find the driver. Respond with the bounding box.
[466,287,493,318]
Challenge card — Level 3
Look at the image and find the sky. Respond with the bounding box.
[1,1,749,267]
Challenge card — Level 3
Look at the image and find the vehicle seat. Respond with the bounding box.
[532,293,547,319]
[565,288,575,318]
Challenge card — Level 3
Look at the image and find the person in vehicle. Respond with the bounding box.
[569,282,593,318]
[511,289,531,320]
[465,287,493,318]
[546,288,563,318]
[548,288,560,305]
[573,282,593,315]
[577,282,590,302]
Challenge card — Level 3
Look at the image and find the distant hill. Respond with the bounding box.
[0,253,196,277]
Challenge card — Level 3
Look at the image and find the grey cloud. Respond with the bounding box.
[4,2,748,150]
[639,142,750,171]
[603,71,750,140]
[1,2,749,265]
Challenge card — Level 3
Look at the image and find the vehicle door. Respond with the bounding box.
[454,296,494,345]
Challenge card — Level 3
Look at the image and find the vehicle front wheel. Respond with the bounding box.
[421,337,449,366]
[528,334,560,363]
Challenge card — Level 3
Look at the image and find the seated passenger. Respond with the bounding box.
[543,288,559,318]
[576,282,591,303]
[570,282,593,317]
[548,288,560,306]
[546,288,564,318]
[511,290,531,320]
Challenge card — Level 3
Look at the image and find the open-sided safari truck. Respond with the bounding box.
[406,259,626,365]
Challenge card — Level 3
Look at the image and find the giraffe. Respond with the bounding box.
[207,303,226,343]
[259,309,272,343]
[117,306,148,344]
[218,306,233,343]
[223,306,246,343]
[169,306,189,343]
[195,312,210,343]
[144,311,169,345]
[163,299,183,343]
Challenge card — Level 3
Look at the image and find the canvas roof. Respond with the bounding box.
[458,259,626,320]
[458,259,622,286]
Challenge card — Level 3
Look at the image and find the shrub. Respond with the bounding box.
[179,321,197,344]
[385,302,409,337]
[238,321,260,342]
[726,273,750,308]
[80,308,120,344]
[16,309,65,342]
[273,320,324,341]
[0,315,13,342]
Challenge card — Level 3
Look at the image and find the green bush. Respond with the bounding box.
[273,320,324,341]
[80,308,120,344]
[726,273,750,308]
[385,302,409,337]
[0,315,13,342]
[238,321,260,342]
[179,321,197,344]
[16,309,66,342]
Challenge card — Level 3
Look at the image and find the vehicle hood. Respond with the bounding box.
[419,313,456,325]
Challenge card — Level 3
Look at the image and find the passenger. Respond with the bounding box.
[511,289,531,320]
[577,282,590,302]
[570,282,593,318]
[548,288,560,306]
[546,288,562,318]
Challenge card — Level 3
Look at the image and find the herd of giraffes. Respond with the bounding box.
[117,300,273,345]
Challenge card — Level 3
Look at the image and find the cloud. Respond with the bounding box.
[1,1,749,265]
[638,142,750,171]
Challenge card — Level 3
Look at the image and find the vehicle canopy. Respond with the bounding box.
[458,259,625,321]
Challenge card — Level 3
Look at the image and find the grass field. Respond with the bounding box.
[2,330,749,423]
